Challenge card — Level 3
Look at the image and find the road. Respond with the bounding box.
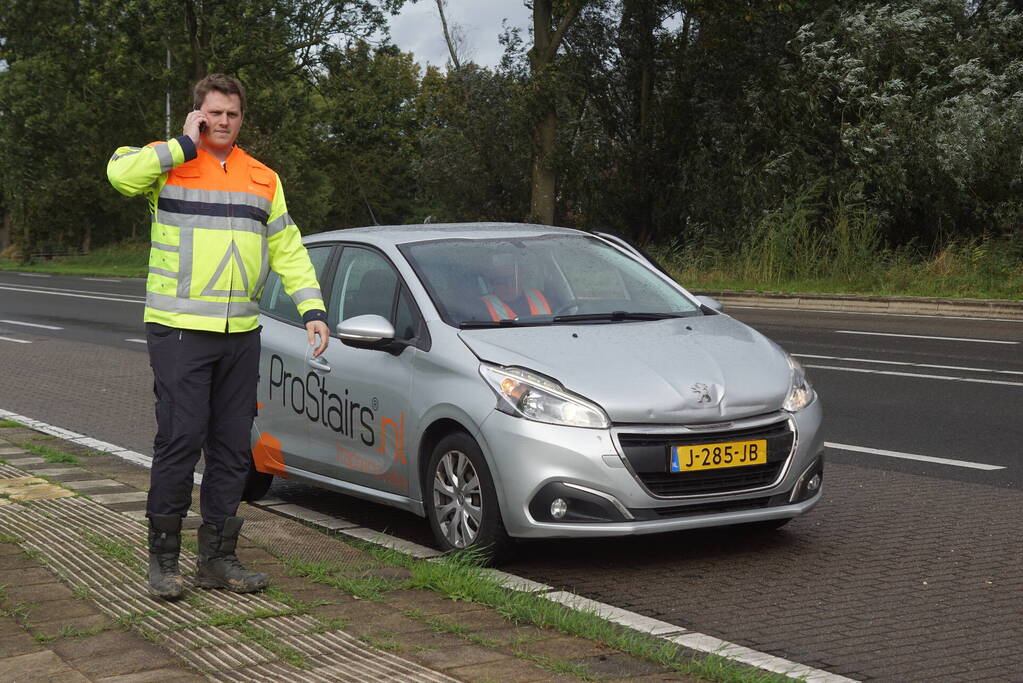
[1,270,1020,681]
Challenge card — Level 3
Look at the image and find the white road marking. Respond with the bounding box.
[727,304,1023,323]
[834,330,1018,345]
[125,338,147,344]
[0,284,142,304]
[16,273,51,278]
[0,336,31,344]
[82,278,122,283]
[0,406,856,683]
[795,353,1023,377]
[826,442,1005,471]
[0,319,63,330]
[804,364,1023,388]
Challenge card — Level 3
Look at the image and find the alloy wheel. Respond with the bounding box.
[432,449,483,548]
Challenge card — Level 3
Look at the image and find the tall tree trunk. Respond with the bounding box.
[622,0,658,243]
[435,0,461,70]
[184,0,207,83]
[527,0,585,225]
[0,210,10,253]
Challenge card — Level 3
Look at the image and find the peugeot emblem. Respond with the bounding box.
[690,383,713,404]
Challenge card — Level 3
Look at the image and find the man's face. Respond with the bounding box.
[198,90,243,151]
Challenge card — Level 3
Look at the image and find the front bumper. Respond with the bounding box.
[476,398,824,539]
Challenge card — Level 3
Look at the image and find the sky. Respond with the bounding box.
[387,0,531,69]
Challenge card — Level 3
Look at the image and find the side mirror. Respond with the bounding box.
[337,314,395,349]
[696,295,723,313]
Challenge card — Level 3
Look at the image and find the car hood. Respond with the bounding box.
[458,315,792,424]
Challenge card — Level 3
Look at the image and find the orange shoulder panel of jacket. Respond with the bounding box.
[163,148,276,202]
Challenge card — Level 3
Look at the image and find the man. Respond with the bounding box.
[107,74,329,600]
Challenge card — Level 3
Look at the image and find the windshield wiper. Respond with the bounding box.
[552,311,686,324]
[459,319,554,329]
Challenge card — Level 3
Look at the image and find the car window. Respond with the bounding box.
[258,246,331,324]
[329,247,399,329]
[394,288,417,341]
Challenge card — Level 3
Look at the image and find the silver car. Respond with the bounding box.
[249,223,824,559]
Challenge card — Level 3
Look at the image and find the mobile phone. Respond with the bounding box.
[193,105,206,134]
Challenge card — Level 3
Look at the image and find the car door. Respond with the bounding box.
[303,245,424,498]
[255,244,335,475]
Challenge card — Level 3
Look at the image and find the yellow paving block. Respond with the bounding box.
[0,477,49,494]
[0,498,12,506]
[9,486,75,501]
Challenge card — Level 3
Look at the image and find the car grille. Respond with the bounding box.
[615,419,794,498]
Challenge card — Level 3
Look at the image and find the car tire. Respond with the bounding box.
[242,454,274,502]
[425,432,512,563]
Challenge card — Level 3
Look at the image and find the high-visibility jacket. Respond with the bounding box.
[107,135,325,333]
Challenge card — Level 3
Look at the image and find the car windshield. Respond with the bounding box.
[400,234,701,327]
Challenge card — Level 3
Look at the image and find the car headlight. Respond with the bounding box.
[480,364,610,429]
[783,355,816,412]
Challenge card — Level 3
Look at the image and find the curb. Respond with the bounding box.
[695,290,1023,320]
[0,407,856,683]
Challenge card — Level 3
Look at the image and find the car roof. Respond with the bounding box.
[304,222,586,248]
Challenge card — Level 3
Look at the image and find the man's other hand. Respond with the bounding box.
[306,320,329,357]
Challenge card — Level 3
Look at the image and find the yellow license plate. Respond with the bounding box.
[670,439,768,472]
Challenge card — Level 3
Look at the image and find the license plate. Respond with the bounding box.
[670,439,768,472]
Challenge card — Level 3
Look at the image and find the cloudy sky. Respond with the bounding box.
[387,0,531,68]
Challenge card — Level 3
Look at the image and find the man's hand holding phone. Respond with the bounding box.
[184,107,207,145]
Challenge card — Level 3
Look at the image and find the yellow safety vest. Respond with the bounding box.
[107,136,325,332]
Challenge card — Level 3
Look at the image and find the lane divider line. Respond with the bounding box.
[804,363,1023,388]
[728,304,1023,323]
[826,442,1005,471]
[16,273,51,278]
[0,407,854,683]
[0,336,31,344]
[834,330,1019,345]
[0,319,63,330]
[0,284,143,304]
[125,339,147,344]
[795,353,1023,377]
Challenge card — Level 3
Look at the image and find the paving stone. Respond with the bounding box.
[384,589,493,617]
[0,566,59,587]
[0,626,44,658]
[309,597,393,622]
[443,608,521,632]
[2,581,75,606]
[342,611,432,638]
[0,551,41,570]
[24,467,81,476]
[379,627,467,652]
[508,635,611,659]
[0,448,27,456]
[1,456,45,465]
[409,643,511,671]
[21,598,101,623]
[59,479,125,490]
[89,491,149,504]
[26,613,113,640]
[571,652,667,679]
[446,655,577,682]
[55,638,180,678]
[0,650,87,682]
[94,668,208,682]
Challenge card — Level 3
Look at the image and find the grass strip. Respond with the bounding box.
[19,442,80,465]
[0,420,24,428]
[0,533,24,544]
[282,557,403,601]
[81,533,144,572]
[357,543,795,683]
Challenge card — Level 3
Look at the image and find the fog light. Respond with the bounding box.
[807,473,821,492]
[550,498,568,520]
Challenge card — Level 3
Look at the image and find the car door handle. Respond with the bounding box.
[306,355,331,373]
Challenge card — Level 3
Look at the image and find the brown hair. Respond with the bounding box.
[193,74,246,113]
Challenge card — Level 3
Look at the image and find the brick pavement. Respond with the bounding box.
[503,462,1023,681]
[0,426,706,682]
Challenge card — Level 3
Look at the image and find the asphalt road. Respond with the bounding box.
[1,270,1021,681]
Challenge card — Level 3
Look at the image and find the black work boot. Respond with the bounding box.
[147,514,185,600]
[195,517,269,593]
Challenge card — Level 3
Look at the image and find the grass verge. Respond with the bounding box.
[0,420,24,428]
[19,442,81,466]
[0,241,148,278]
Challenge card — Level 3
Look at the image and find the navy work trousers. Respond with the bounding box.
[145,323,259,530]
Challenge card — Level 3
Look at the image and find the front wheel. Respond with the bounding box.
[425,432,512,563]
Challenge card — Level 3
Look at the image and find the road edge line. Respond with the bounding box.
[0,407,856,683]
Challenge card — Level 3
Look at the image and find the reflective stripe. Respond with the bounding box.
[290,287,322,304]
[255,239,270,298]
[200,242,250,298]
[157,197,269,224]
[481,295,515,321]
[155,210,266,235]
[177,228,193,298]
[161,184,272,217]
[148,266,178,279]
[151,242,178,252]
[265,212,293,238]
[146,292,258,319]
[153,143,174,173]
[525,289,552,315]
[110,148,143,162]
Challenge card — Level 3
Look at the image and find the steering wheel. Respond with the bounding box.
[553,302,580,316]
